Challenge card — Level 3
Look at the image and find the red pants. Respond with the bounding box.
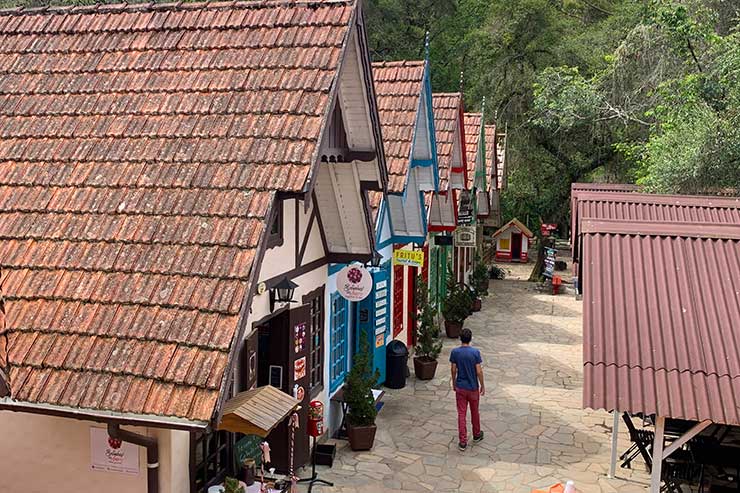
[455,388,481,445]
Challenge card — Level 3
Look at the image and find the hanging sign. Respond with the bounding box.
[458,190,474,225]
[434,235,453,246]
[336,264,372,301]
[541,223,558,237]
[90,427,140,475]
[543,247,557,278]
[392,249,424,268]
[455,226,476,247]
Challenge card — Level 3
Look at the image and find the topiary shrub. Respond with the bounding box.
[345,338,380,427]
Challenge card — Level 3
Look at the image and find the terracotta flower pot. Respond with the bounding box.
[472,298,482,312]
[445,319,463,338]
[347,423,377,451]
[413,356,438,380]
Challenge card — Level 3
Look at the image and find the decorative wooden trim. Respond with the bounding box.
[266,199,284,249]
[312,191,330,257]
[294,199,300,268]
[326,252,372,264]
[251,305,290,329]
[297,206,317,266]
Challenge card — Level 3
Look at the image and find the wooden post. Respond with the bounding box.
[608,410,619,478]
[651,416,665,493]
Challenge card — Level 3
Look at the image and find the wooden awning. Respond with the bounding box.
[217,386,300,437]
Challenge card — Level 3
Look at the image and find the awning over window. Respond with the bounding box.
[218,386,300,437]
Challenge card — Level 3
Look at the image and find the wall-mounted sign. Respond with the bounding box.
[434,235,453,246]
[392,249,424,268]
[376,333,384,348]
[455,226,476,248]
[336,265,372,301]
[294,356,306,381]
[90,427,140,475]
[458,190,474,225]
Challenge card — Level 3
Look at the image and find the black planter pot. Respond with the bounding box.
[445,320,463,338]
[347,423,377,451]
[413,356,438,380]
[472,298,482,312]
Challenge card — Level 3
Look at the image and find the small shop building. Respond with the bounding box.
[0,2,385,492]
[492,219,533,262]
[371,57,439,351]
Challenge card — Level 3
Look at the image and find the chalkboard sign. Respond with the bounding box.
[434,235,453,246]
[544,248,557,278]
[235,434,262,467]
[269,365,283,390]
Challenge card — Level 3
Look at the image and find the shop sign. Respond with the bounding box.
[541,223,558,237]
[90,427,140,475]
[455,226,476,247]
[392,249,424,268]
[434,235,453,246]
[336,264,372,302]
[235,434,263,467]
[544,247,557,278]
[458,190,474,225]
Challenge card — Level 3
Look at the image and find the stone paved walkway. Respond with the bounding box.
[309,265,650,492]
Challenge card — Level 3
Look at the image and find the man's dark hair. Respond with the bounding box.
[460,328,472,344]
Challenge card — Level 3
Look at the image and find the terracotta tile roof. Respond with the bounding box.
[582,218,740,425]
[485,124,496,191]
[0,0,355,424]
[463,113,481,189]
[372,60,425,194]
[432,93,461,191]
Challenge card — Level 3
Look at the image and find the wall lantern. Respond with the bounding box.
[270,277,298,312]
[367,250,383,268]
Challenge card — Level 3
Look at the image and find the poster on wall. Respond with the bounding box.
[90,427,140,475]
[392,249,424,268]
[294,356,307,381]
[294,322,307,354]
[454,226,476,248]
[336,264,372,302]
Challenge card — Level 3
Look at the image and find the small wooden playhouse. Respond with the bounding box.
[493,219,533,262]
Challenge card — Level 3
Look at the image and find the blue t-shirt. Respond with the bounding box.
[450,346,482,391]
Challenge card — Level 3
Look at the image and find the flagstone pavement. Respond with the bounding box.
[306,264,650,492]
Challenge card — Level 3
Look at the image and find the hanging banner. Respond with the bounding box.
[90,427,140,475]
[336,264,372,301]
[455,226,476,248]
[392,249,424,268]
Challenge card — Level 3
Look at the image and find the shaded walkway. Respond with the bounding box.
[312,269,650,492]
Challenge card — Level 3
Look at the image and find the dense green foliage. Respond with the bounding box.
[365,0,740,229]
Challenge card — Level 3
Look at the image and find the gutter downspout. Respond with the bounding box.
[108,423,159,493]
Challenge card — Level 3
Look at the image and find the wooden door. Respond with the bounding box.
[406,267,417,347]
[240,330,259,392]
[511,233,522,260]
[393,260,404,338]
[288,304,311,469]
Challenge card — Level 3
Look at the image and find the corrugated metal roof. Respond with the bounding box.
[572,189,740,261]
[582,218,740,424]
[0,0,356,424]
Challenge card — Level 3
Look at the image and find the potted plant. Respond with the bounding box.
[345,338,380,451]
[413,276,443,380]
[221,477,245,493]
[470,255,489,312]
[442,283,470,338]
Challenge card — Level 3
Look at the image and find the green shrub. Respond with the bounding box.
[414,276,442,361]
[345,338,380,427]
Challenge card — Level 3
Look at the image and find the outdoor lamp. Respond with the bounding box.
[270,277,298,312]
[368,250,383,268]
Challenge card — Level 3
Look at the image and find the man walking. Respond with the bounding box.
[450,328,485,451]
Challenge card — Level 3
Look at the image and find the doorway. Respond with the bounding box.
[256,306,311,472]
[511,233,522,261]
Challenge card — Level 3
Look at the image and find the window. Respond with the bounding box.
[191,430,234,492]
[267,200,283,248]
[329,292,348,393]
[303,287,325,396]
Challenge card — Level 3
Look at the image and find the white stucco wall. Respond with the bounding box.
[0,412,189,493]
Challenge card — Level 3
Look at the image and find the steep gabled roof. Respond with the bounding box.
[485,124,496,191]
[492,218,533,238]
[372,60,425,194]
[0,0,357,426]
[432,92,462,191]
[464,113,481,190]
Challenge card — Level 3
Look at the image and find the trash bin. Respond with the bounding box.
[385,340,409,389]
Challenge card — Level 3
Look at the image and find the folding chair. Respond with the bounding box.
[621,412,654,471]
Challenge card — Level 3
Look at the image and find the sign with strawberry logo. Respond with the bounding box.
[336,264,372,302]
[90,427,140,475]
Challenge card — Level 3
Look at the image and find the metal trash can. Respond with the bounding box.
[385,340,409,389]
